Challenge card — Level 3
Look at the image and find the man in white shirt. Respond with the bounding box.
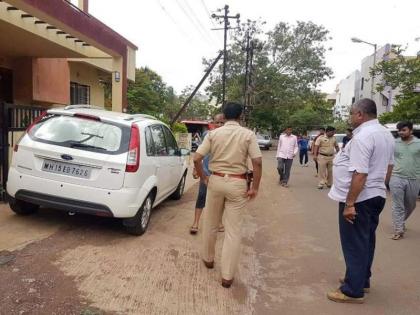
[327,99,395,304]
[276,127,298,187]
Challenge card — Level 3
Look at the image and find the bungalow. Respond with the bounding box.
[0,0,137,199]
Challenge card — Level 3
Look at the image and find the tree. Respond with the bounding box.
[203,20,333,132]
[177,86,214,121]
[127,67,176,121]
[372,47,420,123]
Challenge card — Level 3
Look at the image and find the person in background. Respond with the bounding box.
[314,126,340,189]
[327,98,395,303]
[298,134,309,167]
[312,127,326,176]
[190,114,225,235]
[342,128,353,149]
[276,127,298,187]
[388,121,420,240]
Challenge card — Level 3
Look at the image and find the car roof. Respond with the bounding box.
[47,105,164,127]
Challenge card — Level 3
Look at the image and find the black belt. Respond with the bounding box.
[319,153,334,157]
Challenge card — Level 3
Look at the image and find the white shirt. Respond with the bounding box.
[328,119,395,203]
[276,134,298,159]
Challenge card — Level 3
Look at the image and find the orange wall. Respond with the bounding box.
[33,58,69,105]
[13,58,33,104]
[11,58,70,105]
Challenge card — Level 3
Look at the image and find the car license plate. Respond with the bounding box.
[42,160,91,179]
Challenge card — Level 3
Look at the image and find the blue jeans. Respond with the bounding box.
[339,196,386,298]
[299,149,308,165]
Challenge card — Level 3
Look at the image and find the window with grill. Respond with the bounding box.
[70,82,90,104]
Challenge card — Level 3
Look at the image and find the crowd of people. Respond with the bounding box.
[189,99,419,304]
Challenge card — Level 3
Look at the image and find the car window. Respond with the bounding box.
[145,126,155,156]
[150,125,168,156]
[29,115,129,155]
[162,126,178,156]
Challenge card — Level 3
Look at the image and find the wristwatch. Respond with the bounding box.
[345,203,354,208]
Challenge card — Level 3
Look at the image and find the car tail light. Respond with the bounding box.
[126,124,140,172]
[15,111,47,152]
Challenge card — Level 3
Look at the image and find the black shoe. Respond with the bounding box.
[221,278,234,288]
[203,260,214,269]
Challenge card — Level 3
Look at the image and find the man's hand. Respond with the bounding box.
[247,188,258,200]
[343,206,357,224]
[313,155,318,161]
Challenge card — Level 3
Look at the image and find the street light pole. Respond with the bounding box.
[351,37,377,99]
[371,44,377,99]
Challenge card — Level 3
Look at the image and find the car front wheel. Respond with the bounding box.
[123,194,153,236]
[9,197,39,215]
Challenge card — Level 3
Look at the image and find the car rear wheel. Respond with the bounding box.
[171,173,186,200]
[123,194,153,236]
[9,197,39,215]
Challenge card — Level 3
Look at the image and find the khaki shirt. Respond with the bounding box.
[196,121,262,174]
[315,135,337,155]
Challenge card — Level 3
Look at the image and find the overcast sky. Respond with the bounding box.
[90,0,420,95]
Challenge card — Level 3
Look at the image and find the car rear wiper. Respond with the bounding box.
[69,142,107,151]
[81,132,104,139]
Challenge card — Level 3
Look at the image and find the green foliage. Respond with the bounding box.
[372,47,420,123]
[177,86,215,121]
[127,68,215,124]
[332,120,351,133]
[203,20,333,133]
[171,122,188,134]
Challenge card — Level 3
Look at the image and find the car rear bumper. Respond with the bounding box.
[14,190,113,217]
[7,167,145,218]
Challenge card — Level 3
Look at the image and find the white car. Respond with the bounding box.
[257,134,272,150]
[334,133,346,149]
[7,106,189,235]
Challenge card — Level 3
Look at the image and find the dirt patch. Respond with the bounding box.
[0,232,94,315]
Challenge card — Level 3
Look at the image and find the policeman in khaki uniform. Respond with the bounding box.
[313,126,339,189]
[193,102,262,288]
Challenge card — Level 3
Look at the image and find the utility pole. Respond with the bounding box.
[212,5,240,107]
[170,52,223,126]
[243,26,251,107]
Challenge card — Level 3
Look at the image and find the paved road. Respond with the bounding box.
[0,151,419,314]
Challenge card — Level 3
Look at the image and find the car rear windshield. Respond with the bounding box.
[29,115,130,155]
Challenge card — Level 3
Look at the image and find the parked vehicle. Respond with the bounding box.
[384,123,420,138]
[308,135,317,151]
[334,133,346,149]
[182,120,214,152]
[7,106,189,235]
[257,134,272,150]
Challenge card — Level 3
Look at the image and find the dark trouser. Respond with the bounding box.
[315,160,319,173]
[277,158,293,184]
[339,196,386,298]
[299,149,308,165]
[195,182,208,209]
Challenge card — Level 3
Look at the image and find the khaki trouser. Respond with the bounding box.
[318,155,334,187]
[202,175,248,280]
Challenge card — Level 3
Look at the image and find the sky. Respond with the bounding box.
[89,0,420,95]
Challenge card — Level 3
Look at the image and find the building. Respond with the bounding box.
[333,70,360,121]
[356,44,398,116]
[0,0,137,200]
[0,0,137,111]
